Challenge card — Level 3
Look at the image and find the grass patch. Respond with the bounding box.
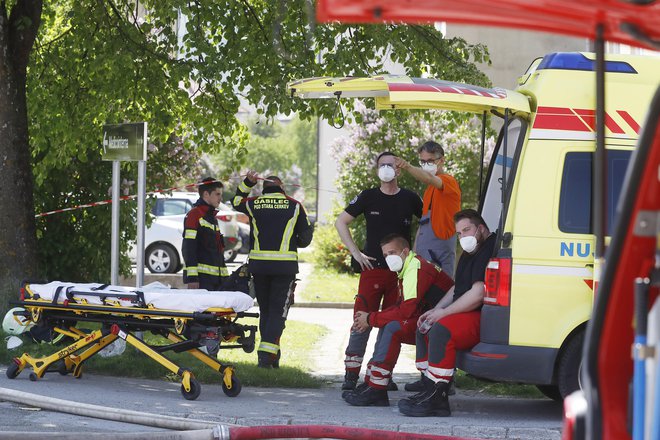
[298,267,358,303]
[455,370,545,398]
[1,318,326,388]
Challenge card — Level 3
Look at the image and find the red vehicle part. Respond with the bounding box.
[316,0,660,51]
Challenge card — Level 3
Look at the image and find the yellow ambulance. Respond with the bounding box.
[288,52,660,400]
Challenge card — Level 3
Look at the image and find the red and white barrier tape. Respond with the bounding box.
[35,175,336,218]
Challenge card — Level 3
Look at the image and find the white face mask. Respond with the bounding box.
[385,252,405,272]
[459,235,478,253]
[378,165,396,183]
[421,163,438,175]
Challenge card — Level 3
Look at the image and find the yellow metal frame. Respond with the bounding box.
[10,286,253,400]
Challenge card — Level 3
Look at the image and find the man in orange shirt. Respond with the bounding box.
[396,141,461,278]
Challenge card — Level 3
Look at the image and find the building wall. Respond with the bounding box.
[445,25,588,89]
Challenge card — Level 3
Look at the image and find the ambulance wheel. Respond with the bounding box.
[536,385,562,402]
[557,332,584,399]
[181,379,201,400]
[6,363,20,379]
[29,372,38,382]
[222,376,242,397]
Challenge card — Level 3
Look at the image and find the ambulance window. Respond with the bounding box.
[558,151,632,234]
[481,118,524,232]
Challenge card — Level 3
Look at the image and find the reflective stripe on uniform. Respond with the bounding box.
[238,180,251,193]
[345,355,363,369]
[184,229,197,239]
[245,203,260,251]
[197,264,229,277]
[199,218,219,232]
[280,203,300,252]
[258,341,280,354]
[415,360,428,372]
[401,252,421,300]
[186,266,199,276]
[249,250,298,261]
[427,366,455,378]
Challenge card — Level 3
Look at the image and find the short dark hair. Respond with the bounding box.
[263,175,283,189]
[418,141,444,158]
[380,233,410,249]
[376,151,396,167]
[454,209,487,229]
[198,177,223,196]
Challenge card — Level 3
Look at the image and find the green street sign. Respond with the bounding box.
[102,122,147,161]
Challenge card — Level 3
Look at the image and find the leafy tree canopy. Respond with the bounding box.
[1,0,491,301]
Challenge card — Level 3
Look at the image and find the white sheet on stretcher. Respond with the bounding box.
[27,281,254,313]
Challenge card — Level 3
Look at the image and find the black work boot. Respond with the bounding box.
[404,372,426,392]
[342,381,369,400]
[398,380,451,417]
[407,372,456,395]
[272,350,281,369]
[257,351,273,369]
[344,386,389,407]
[400,374,434,404]
[387,380,398,391]
[341,371,359,390]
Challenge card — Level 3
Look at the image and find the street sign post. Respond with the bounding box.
[102,123,148,288]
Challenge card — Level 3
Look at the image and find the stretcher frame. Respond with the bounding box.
[6,283,258,400]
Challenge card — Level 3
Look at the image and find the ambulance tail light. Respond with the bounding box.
[484,258,511,307]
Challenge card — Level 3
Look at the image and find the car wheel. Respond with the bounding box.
[224,249,237,263]
[557,332,584,399]
[146,244,179,274]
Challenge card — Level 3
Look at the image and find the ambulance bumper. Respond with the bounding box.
[457,342,558,385]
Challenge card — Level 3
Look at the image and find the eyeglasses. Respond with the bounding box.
[419,159,439,166]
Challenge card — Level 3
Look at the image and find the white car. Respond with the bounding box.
[131,192,242,274]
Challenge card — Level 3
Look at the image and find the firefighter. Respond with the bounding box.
[343,233,454,406]
[182,177,228,290]
[233,171,314,368]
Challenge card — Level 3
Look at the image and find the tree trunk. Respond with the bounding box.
[0,0,42,311]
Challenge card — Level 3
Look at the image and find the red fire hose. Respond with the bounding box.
[227,425,478,440]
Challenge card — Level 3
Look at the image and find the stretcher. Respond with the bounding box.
[6,281,258,400]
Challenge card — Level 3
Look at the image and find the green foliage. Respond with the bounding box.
[211,115,318,213]
[317,106,496,267]
[11,0,490,285]
[311,223,352,273]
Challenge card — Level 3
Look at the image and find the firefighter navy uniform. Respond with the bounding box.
[232,177,314,367]
[182,199,229,290]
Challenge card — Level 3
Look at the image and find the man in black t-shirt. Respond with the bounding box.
[398,209,495,417]
[335,151,423,391]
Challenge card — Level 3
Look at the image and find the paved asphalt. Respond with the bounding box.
[0,257,564,439]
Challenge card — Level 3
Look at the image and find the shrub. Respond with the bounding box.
[311,223,352,273]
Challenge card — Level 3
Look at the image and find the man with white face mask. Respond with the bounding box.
[335,152,423,391]
[395,141,461,279]
[397,209,495,417]
[343,234,453,407]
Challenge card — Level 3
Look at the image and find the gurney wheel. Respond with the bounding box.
[29,372,38,382]
[222,376,242,397]
[57,362,69,376]
[6,363,20,379]
[181,378,201,400]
